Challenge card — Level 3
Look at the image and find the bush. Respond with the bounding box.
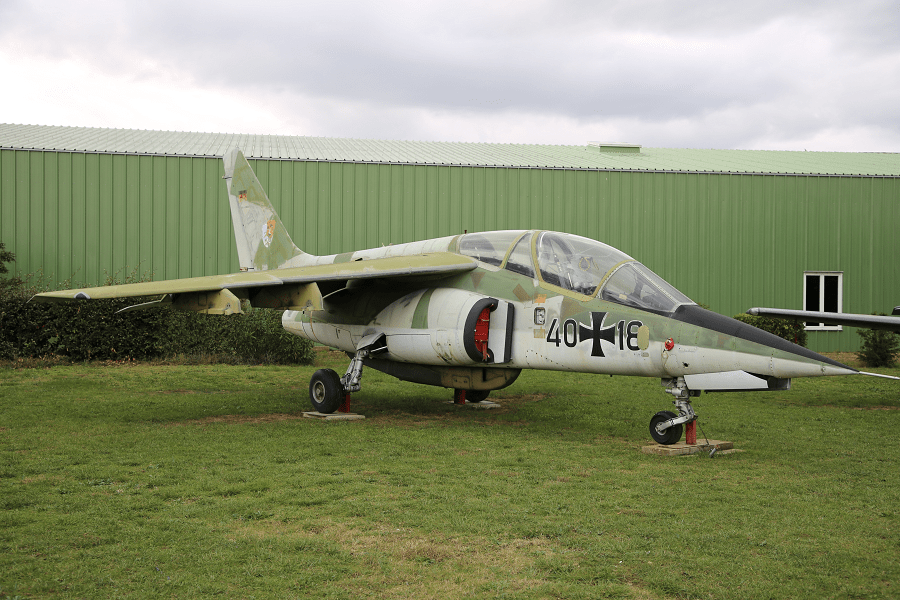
[0,242,14,275]
[857,325,900,368]
[164,305,316,364]
[0,273,314,364]
[732,313,808,347]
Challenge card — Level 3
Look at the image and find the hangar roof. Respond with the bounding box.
[2,123,898,177]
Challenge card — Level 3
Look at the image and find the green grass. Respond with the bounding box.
[1,352,898,599]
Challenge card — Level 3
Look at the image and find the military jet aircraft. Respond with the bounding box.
[34,149,862,445]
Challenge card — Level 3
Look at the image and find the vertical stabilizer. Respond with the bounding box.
[223,148,306,271]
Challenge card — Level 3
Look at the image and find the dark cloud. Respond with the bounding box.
[0,0,897,149]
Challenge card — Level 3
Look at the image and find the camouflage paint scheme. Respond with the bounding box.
[34,149,859,442]
[281,232,851,381]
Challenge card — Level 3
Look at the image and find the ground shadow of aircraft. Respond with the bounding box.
[34,149,873,445]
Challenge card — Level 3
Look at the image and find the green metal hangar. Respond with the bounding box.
[2,123,898,352]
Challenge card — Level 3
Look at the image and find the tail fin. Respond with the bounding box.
[223,148,306,271]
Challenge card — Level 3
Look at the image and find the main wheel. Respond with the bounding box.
[466,390,490,403]
[649,410,683,445]
[309,369,344,414]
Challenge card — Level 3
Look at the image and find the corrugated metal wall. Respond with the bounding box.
[2,149,897,352]
[1,150,231,289]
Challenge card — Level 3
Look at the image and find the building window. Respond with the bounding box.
[803,272,843,330]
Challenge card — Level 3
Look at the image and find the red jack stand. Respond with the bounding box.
[453,389,467,405]
[338,393,352,413]
[685,420,697,445]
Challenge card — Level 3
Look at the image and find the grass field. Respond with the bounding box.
[1,351,898,599]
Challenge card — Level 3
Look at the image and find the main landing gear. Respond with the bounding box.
[307,336,496,413]
[308,352,367,414]
[308,335,387,414]
[650,377,699,445]
[309,368,349,414]
[308,361,494,413]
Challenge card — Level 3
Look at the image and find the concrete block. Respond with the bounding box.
[642,439,737,457]
[445,400,501,409]
[303,411,366,421]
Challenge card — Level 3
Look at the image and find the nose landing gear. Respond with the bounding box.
[650,377,699,445]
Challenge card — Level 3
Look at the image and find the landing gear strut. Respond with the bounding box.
[307,334,386,414]
[650,377,699,445]
[306,357,361,414]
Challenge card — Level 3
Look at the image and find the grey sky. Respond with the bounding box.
[1,0,898,150]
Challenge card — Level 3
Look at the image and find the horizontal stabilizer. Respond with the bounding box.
[747,307,900,332]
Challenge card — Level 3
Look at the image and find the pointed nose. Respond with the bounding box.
[669,304,857,378]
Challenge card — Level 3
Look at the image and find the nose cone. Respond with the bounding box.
[669,304,857,378]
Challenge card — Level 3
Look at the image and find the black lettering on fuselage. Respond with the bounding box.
[546,313,643,357]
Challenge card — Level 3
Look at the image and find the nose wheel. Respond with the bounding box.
[650,410,683,445]
[651,377,699,445]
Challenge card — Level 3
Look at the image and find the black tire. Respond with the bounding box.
[309,369,344,414]
[465,390,490,403]
[649,410,683,445]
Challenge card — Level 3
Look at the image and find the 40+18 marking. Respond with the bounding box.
[545,316,642,354]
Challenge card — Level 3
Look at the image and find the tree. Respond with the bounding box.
[0,242,13,275]
[857,326,900,368]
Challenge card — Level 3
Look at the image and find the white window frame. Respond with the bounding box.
[803,271,843,331]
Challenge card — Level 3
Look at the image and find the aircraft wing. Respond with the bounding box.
[269,253,477,284]
[31,253,477,310]
[746,307,900,332]
[31,271,284,302]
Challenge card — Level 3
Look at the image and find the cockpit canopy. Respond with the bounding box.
[457,230,694,313]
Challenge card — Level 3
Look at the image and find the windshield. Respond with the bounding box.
[599,262,694,313]
[531,231,693,312]
[535,232,631,296]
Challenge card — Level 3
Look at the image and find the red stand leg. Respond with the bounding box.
[686,420,697,445]
[338,393,351,413]
[453,389,466,405]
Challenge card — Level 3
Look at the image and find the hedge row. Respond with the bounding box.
[0,276,314,364]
